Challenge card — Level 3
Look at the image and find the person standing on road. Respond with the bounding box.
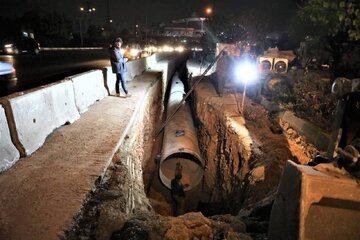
[109,37,131,97]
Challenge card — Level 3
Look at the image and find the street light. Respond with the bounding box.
[205,6,213,16]
[79,3,96,47]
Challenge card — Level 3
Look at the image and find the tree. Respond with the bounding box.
[297,1,360,77]
[0,17,20,41]
[20,10,73,45]
[299,0,360,41]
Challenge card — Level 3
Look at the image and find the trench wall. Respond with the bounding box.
[194,88,252,208]
[94,74,164,239]
[192,78,321,211]
[0,53,179,172]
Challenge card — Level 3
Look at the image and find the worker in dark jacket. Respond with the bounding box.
[109,37,131,97]
[171,162,187,216]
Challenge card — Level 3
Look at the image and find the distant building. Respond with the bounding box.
[148,17,207,40]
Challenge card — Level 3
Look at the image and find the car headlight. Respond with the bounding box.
[162,45,174,52]
[130,48,139,57]
[175,46,184,52]
[4,44,15,54]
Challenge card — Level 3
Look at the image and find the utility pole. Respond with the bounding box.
[106,0,110,24]
[145,15,148,45]
[79,18,83,47]
[79,1,96,47]
[105,0,111,40]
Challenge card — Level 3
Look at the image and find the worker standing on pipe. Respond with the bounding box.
[170,162,187,216]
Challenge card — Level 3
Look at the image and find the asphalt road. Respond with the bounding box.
[0,49,110,97]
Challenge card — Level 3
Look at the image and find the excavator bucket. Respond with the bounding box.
[269,160,360,240]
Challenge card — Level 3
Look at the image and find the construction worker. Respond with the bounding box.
[171,162,186,216]
[215,50,231,96]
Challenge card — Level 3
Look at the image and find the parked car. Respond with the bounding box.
[2,36,40,55]
[0,61,17,81]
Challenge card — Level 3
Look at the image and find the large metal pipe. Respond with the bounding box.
[159,73,204,191]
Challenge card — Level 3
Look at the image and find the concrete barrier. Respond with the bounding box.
[126,57,146,81]
[146,54,157,70]
[7,81,80,156]
[104,67,116,95]
[0,105,20,172]
[68,70,108,113]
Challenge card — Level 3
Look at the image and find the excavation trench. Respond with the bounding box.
[145,71,252,218]
[64,59,317,239]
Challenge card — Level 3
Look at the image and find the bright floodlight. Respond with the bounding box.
[235,61,258,84]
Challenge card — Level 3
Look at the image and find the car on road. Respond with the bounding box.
[123,43,142,60]
[0,61,17,81]
[2,36,41,55]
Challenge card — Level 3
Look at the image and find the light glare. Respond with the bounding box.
[235,61,258,84]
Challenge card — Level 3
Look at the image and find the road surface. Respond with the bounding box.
[0,49,110,97]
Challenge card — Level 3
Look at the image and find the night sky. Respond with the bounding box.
[0,0,255,30]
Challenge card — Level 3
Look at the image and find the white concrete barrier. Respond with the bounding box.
[104,66,116,95]
[0,105,20,172]
[8,81,80,156]
[68,70,108,113]
[126,58,146,81]
[146,53,169,70]
[146,54,157,70]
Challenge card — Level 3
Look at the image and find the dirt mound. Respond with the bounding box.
[264,70,336,131]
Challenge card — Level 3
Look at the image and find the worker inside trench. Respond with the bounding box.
[143,66,247,217]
